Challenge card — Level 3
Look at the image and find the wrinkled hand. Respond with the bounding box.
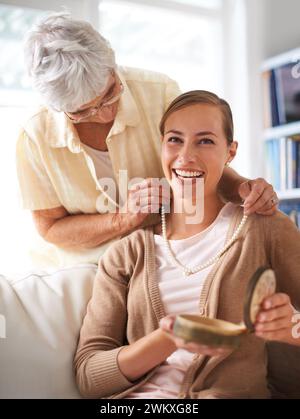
[118,178,170,231]
[160,315,232,357]
[238,178,279,216]
[254,293,300,346]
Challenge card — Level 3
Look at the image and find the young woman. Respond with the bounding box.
[74,91,300,399]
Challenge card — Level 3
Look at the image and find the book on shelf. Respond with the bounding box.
[270,69,280,127]
[262,71,272,129]
[279,137,287,191]
[264,134,300,190]
[262,61,300,128]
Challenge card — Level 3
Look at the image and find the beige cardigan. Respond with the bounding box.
[74,207,300,399]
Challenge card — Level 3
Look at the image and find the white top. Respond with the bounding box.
[126,203,236,399]
[81,144,114,183]
[81,143,118,203]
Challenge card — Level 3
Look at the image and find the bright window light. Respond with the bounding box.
[0,4,46,274]
[99,0,224,95]
[174,0,222,9]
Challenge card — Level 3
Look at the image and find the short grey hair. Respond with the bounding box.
[24,12,116,112]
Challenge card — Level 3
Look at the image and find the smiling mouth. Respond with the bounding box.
[172,169,205,180]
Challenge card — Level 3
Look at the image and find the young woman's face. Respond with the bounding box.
[161,103,238,200]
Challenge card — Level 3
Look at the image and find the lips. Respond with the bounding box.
[172,169,205,180]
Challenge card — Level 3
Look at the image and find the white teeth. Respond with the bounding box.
[174,169,204,178]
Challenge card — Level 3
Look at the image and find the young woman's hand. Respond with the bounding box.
[159,315,232,357]
[254,293,300,346]
[238,178,279,216]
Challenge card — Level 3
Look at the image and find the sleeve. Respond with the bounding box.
[73,238,135,399]
[265,212,300,397]
[164,78,182,109]
[16,130,61,210]
[267,212,300,311]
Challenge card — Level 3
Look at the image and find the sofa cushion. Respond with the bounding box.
[1,263,299,399]
[0,264,96,399]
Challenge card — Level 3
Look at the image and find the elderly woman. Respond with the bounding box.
[17,13,278,268]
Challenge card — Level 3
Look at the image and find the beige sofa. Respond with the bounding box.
[0,264,299,399]
[0,264,96,398]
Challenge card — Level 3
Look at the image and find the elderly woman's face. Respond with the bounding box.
[161,103,237,201]
[65,72,123,124]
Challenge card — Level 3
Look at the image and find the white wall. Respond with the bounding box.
[223,0,264,179]
[262,0,300,60]
[244,0,264,179]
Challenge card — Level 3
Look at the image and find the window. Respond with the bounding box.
[174,0,221,9]
[98,0,224,94]
[0,4,48,274]
[0,4,44,106]
[0,0,98,274]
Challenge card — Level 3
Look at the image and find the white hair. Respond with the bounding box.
[24,12,116,112]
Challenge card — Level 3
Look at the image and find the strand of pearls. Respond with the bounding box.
[161,205,248,277]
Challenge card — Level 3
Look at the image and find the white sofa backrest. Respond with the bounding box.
[0,264,96,399]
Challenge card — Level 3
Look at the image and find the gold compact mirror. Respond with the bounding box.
[173,267,277,350]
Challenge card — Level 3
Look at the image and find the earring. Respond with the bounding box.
[225,162,230,167]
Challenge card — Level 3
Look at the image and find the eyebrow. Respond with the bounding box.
[165,129,217,137]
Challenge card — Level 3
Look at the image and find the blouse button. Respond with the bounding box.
[199,308,205,315]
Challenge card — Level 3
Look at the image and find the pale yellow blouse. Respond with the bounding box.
[16,66,181,268]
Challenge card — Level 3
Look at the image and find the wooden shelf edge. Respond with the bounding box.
[277,189,300,200]
[263,121,300,140]
[261,47,300,72]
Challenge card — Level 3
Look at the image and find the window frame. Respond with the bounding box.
[100,0,223,18]
[0,0,100,27]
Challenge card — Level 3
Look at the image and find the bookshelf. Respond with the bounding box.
[262,47,300,204]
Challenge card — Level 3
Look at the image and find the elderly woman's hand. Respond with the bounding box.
[118,178,170,232]
[238,178,279,216]
[159,315,232,357]
[255,293,300,346]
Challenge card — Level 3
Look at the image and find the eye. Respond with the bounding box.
[167,136,183,143]
[198,138,214,145]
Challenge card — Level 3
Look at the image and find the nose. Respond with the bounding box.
[177,143,196,164]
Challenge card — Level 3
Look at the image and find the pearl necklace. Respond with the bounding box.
[161,205,248,277]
